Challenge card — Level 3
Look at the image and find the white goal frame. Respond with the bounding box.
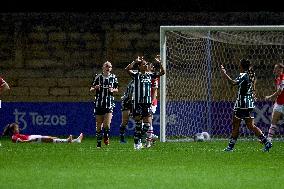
[160,25,284,142]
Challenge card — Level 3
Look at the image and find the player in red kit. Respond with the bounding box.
[143,55,165,148]
[2,123,83,143]
[265,63,284,147]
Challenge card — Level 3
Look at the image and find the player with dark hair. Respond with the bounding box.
[144,54,165,147]
[2,122,83,143]
[90,61,118,148]
[125,56,165,150]
[265,63,284,145]
[221,59,272,152]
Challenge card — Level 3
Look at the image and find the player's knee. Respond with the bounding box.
[103,124,110,129]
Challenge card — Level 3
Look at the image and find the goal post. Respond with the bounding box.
[160,25,284,142]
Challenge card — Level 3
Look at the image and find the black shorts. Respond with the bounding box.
[132,103,152,118]
[94,107,113,115]
[234,108,254,119]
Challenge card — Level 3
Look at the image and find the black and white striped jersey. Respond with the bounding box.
[121,80,134,103]
[92,73,118,109]
[131,71,157,105]
[233,72,255,109]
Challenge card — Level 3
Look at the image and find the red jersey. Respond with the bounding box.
[12,134,30,143]
[0,77,6,87]
[275,74,284,105]
[151,78,159,106]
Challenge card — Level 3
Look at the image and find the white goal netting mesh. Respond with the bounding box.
[163,28,284,141]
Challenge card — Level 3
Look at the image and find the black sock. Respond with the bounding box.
[96,130,102,143]
[228,137,237,149]
[142,123,150,143]
[120,124,126,137]
[134,123,142,144]
[258,134,268,144]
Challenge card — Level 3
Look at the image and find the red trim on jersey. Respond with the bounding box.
[0,77,5,87]
[151,78,159,105]
[12,134,30,142]
[275,74,284,105]
[152,98,158,106]
[151,78,159,88]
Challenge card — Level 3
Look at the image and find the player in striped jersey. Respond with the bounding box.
[90,61,118,148]
[125,56,165,150]
[119,79,134,143]
[221,59,272,152]
[265,63,284,146]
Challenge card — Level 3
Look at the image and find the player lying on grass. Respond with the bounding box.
[2,122,83,143]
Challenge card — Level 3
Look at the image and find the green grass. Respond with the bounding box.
[0,137,283,189]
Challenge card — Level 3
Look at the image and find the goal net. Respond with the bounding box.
[160,26,284,142]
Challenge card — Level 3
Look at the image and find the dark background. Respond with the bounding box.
[0,0,283,101]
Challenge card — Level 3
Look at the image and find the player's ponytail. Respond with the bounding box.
[2,123,19,137]
[2,123,13,137]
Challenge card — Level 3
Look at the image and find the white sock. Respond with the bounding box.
[53,139,68,143]
[72,137,80,143]
[147,125,154,141]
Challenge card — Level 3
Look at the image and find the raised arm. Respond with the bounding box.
[0,79,10,95]
[125,56,142,75]
[125,61,136,75]
[265,87,282,100]
[153,55,165,76]
[220,65,237,85]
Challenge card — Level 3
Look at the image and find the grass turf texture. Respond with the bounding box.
[0,137,283,189]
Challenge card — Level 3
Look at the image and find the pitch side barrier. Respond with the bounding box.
[0,101,278,137]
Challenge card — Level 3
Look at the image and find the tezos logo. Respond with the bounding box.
[13,109,67,130]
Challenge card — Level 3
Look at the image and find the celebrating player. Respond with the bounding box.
[125,56,164,150]
[2,122,83,143]
[144,54,165,147]
[265,63,284,145]
[0,76,10,95]
[90,61,118,148]
[220,59,272,152]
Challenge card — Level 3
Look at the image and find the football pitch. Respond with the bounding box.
[0,137,283,189]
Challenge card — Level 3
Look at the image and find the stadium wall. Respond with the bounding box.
[1,12,284,136]
[1,12,284,102]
